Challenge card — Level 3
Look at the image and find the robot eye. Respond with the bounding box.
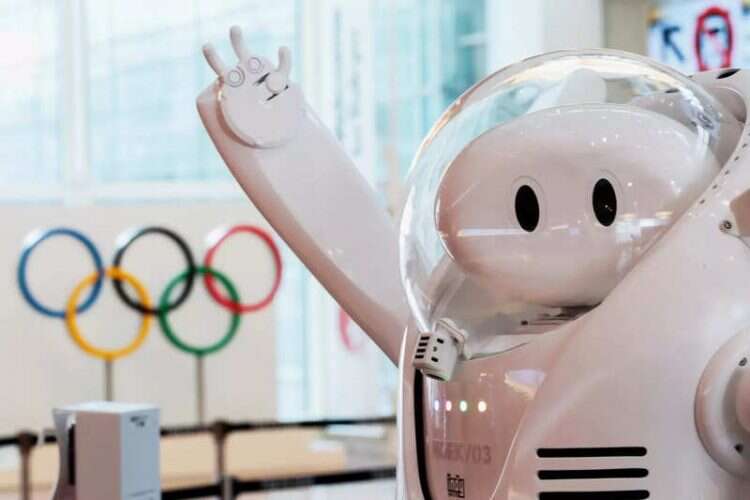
[592,178,617,226]
[515,184,540,232]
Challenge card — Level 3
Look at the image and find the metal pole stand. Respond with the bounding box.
[17,431,37,500]
[210,420,233,500]
[221,475,234,500]
[195,356,206,425]
[104,359,114,401]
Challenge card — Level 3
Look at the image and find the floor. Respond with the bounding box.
[0,423,398,498]
[0,479,397,499]
[241,479,396,499]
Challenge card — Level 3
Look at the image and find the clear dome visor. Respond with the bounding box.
[400,49,741,355]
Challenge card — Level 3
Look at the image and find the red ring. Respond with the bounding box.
[203,225,283,313]
[338,308,366,352]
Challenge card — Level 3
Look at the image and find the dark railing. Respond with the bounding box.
[1,415,397,500]
[163,467,398,499]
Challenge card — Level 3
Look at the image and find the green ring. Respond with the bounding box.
[158,266,241,357]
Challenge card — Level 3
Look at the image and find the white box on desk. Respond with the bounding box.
[72,402,160,500]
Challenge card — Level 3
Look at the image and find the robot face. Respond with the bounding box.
[435,104,719,307]
[401,50,739,338]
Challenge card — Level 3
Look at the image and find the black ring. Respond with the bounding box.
[112,226,196,315]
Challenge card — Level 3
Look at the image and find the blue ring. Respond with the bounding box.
[17,228,104,318]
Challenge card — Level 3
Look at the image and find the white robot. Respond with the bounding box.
[199,26,750,499]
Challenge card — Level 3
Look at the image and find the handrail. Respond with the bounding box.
[162,466,397,499]
[2,415,397,449]
[6,415,397,500]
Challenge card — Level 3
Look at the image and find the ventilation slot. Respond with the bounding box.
[539,492,649,500]
[538,469,648,480]
[537,447,649,500]
[414,335,430,360]
[537,447,647,458]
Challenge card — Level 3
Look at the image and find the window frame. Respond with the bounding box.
[1,0,283,204]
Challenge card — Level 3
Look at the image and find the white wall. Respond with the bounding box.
[487,0,605,69]
[543,0,605,51]
[603,0,651,54]
[0,201,279,431]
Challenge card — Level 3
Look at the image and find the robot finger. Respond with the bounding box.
[277,46,292,77]
[229,25,252,63]
[202,43,229,78]
[265,47,291,94]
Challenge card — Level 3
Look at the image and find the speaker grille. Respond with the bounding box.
[537,447,647,458]
[537,447,649,500]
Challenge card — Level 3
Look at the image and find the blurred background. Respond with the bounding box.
[0,0,744,497]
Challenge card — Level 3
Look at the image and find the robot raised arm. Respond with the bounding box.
[197,26,408,363]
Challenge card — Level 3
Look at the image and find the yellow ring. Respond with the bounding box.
[65,267,152,361]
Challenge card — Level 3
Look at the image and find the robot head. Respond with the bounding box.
[401,50,740,344]
[435,103,719,307]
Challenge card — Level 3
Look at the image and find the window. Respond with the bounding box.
[0,0,486,201]
[372,0,487,186]
[0,0,61,190]
[86,0,298,185]
[275,248,311,418]
[0,0,299,200]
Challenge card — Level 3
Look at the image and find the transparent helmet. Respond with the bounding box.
[399,49,741,355]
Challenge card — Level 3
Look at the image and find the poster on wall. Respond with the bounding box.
[648,0,750,73]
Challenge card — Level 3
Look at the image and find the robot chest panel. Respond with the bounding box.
[419,360,539,499]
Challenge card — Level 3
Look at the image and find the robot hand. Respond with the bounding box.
[202,26,304,148]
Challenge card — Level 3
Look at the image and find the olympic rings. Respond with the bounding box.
[338,308,367,353]
[203,225,283,313]
[17,224,282,359]
[158,266,241,357]
[112,226,196,315]
[17,228,104,318]
[66,267,153,361]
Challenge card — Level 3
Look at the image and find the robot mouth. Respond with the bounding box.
[536,447,650,499]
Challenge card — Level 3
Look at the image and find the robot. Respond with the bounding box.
[199,26,750,499]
